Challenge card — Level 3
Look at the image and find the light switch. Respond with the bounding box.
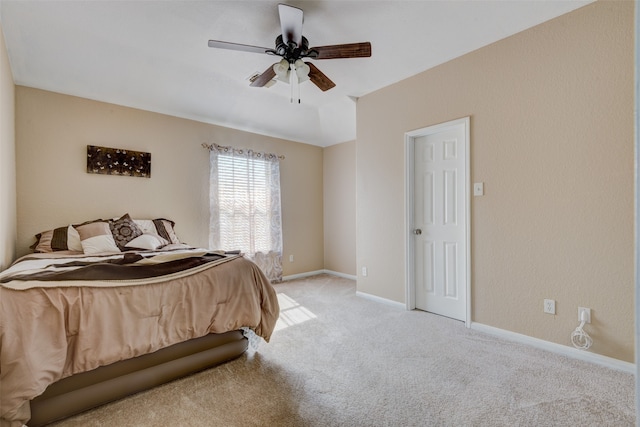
[473,182,484,196]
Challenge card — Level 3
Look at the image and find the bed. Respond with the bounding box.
[0,216,280,427]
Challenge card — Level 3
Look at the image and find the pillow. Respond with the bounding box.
[74,221,120,255]
[153,218,181,244]
[66,225,83,252]
[133,218,181,244]
[31,226,69,253]
[125,233,169,250]
[31,220,101,253]
[132,219,157,235]
[109,213,143,250]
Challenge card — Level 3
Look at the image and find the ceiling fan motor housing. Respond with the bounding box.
[275,35,311,62]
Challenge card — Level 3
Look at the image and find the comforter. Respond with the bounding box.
[0,249,279,427]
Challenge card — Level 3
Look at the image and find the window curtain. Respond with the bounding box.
[209,144,283,282]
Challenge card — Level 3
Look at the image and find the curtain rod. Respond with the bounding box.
[201,143,285,160]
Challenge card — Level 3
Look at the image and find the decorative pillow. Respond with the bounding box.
[125,233,169,250]
[74,221,120,255]
[31,220,101,253]
[152,218,181,244]
[31,226,69,253]
[109,213,143,250]
[132,219,157,235]
[133,218,181,244]
[66,225,83,252]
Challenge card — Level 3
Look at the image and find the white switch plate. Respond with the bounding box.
[362,267,368,277]
[473,182,484,196]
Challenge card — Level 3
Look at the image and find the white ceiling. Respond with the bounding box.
[0,0,592,147]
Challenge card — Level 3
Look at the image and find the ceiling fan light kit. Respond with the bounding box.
[272,59,311,104]
[208,3,371,103]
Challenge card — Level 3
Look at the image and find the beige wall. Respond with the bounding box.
[0,22,16,271]
[15,87,324,276]
[356,1,634,362]
[323,140,356,276]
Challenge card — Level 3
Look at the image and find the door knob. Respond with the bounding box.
[413,229,422,235]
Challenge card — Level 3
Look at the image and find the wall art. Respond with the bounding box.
[87,145,151,178]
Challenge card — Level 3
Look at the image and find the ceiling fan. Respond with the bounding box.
[208,3,371,97]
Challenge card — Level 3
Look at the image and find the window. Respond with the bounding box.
[209,145,283,282]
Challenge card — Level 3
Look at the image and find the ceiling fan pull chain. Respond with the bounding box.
[290,62,301,104]
[290,63,294,103]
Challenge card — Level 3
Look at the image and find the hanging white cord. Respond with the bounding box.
[289,62,300,104]
[289,63,294,103]
[570,312,593,350]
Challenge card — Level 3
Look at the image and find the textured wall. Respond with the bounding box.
[15,87,324,277]
[323,140,356,276]
[0,22,16,271]
[357,1,634,361]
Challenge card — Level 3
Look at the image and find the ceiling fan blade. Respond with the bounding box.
[310,42,372,60]
[278,4,303,47]
[208,40,271,55]
[306,62,335,92]
[250,64,277,87]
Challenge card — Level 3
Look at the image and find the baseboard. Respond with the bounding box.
[282,269,357,282]
[323,270,357,281]
[282,270,326,281]
[355,291,406,309]
[471,322,635,374]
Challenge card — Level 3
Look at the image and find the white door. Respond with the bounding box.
[410,119,468,321]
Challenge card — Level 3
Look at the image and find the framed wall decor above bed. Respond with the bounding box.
[87,145,151,178]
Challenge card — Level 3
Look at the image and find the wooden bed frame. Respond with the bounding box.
[28,330,248,427]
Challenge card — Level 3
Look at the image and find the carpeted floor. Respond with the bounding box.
[51,274,635,426]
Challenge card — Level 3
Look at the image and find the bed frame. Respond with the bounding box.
[28,330,248,427]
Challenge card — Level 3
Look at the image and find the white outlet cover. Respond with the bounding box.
[543,299,556,314]
[473,182,484,196]
[578,307,591,323]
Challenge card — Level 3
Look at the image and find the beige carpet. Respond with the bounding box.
[51,274,635,426]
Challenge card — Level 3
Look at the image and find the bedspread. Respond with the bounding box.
[0,250,279,427]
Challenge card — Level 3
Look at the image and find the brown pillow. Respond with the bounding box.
[109,213,143,251]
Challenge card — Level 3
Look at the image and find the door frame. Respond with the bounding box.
[404,116,471,327]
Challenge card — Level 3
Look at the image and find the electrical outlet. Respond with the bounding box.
[289,255,294,263]
[578,307,591,323]
[543,299,556,314]
[362,267,368,277]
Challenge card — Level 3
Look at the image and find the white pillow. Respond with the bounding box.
[74,221,120,255]
[67,225,83,252]
[133,219,157,235]
[125,233,169,250]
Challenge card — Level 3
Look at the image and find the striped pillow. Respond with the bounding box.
[31,221,101,253]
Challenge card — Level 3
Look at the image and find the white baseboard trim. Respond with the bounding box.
[282,269,357,282]
[356,291,406,310]
[282,270,326,281]
[471,322,635,374]
[323,270,357,281]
